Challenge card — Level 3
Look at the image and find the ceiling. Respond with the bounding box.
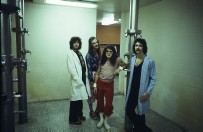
[25,0,161,24]
[94,0,161,24]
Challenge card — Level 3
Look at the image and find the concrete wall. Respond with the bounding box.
[119,0,203,131]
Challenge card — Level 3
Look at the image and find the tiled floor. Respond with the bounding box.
[15,95,185,132]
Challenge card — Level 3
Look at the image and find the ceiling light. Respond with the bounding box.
[101,14,121,25]
[101,20,120,25]
[45,0,97,8]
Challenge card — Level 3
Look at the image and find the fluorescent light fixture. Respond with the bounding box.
[45,0,97,8]
[102,20,119,25]
[101,14,121,25]
[101,21,120,25]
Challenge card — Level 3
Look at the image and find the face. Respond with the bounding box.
[134,42,144,55]
[91,39,99,49]
[105,48,113,59]
[73,41,80,50]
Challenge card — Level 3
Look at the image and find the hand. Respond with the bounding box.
[114,68,121,75]
[90,82,94,87]
[114,66,123,75]
[93,83,97,94]
[93,87,97,94]
[140,93,150,103]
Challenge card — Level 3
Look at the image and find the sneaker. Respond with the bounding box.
[95,111,100,119]
[144,125,152,132]
[79,116,86,121]
[89,112,99,120]
[69,120,82,125]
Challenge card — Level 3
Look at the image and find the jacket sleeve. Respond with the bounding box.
[85,54,94,82]
[146,59,156,94]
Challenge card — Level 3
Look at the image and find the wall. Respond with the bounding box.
[120,0,203,131]
[96,24,121,56]
[17,3,96,102]
[96,25,120,44]
[119,12,129,94]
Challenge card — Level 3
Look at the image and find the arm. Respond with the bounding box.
[118,57,127,69]
[146,59,156,94]
[93,62,101,93]
[114,57,127,74]
[85,54,94,82]
[67,52,83,87]
[141,59,156,102]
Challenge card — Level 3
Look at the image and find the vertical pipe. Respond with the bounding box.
[1,0,20,131]
[1,12,15,132]
[129,0,139,31]
[125,0,140,130]
[128,0,139,54]
[15,0,28,124]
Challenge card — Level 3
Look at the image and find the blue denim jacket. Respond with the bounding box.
[85,53,100,82]
[126,55,156,115]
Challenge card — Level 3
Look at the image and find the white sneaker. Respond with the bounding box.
[104,122,110,130]
[96,120,103,128]
[104,116,110,130]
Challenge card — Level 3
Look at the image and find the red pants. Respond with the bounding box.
[96,79,114,116]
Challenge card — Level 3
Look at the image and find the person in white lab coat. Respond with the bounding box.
[67,36,90,125]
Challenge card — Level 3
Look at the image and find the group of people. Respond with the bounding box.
[66,36,156,132]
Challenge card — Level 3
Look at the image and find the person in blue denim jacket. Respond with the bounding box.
[126,38,156,132]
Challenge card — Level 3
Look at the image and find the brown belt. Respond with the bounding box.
[99,78,114,83]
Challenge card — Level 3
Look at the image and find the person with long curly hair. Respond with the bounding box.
[93,45,126,130]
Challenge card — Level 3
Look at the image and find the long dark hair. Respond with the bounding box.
[100,45,118,66]
[88,36,101,58]
[69,36,82,50]
[132,38,148,55]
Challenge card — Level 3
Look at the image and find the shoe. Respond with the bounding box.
[69,120,82,125]
[95,111,100,119]
[96,120,103,128]
[89,112,99,120]
[95,111,99,116]
[79,116,86,121]
[144,125,152,132]
[104,121,110,130]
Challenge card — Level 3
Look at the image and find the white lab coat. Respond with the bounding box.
[67,50,91,101]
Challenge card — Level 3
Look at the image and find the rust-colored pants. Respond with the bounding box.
[96,79,114,116]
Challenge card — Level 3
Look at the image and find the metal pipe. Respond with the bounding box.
[13,78,18,82]
[14,0,29,124]
[1,1,20,131]
[14,111,25,114]
[13,91,22,98]
[124,0,141,130]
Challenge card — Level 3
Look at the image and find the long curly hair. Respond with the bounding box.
[69,36,82,50]
[100,45,118,66]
